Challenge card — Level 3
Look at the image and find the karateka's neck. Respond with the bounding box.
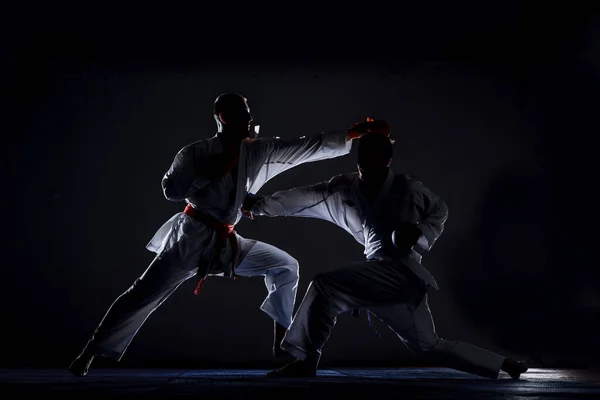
[359,171,388,188]
[217,131,245,152]
[358,171,388,202]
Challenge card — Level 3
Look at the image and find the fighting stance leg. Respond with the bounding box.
[271,260,526,378]
[69,248,198,376]
[273,260,419,376]
[234,240,299,357]
[370,299,525,379]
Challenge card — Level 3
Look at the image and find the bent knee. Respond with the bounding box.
[405,335,442,353]
[282,257,299,278]
[289,257,299,274]
[415,340,440,353]
[272,257,299,282]
[311,272,335,292]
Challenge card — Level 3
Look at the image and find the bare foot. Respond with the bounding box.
[502,358,528,379]
[68,350,95,377]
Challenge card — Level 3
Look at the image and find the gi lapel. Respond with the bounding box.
[230,139,249,220]
[351,170,394,244]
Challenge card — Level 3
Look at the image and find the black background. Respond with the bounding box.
[3,3,598,368]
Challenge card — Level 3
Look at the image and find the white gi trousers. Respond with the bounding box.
[281,259,506,379]
[85,236,299,361]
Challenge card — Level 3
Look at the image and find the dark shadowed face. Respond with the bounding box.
[356,135,393,182]
[222,98,253,138]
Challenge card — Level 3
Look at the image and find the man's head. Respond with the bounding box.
[356,133,393,182]
[213,93,253,139]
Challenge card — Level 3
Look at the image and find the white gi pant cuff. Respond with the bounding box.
[281,340,321,366]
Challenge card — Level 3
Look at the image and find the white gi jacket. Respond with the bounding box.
[251,171,449,290]
[146,131,352,276]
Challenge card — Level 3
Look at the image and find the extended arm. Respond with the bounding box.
[250,119,390,190]
[253,130,351,186]
[247,176,349,224]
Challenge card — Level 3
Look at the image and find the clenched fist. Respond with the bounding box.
[241,193,261,220]
[392,223,422,254]
[348,117,391,140]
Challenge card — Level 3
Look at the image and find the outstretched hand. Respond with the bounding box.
[348,117,391,140]
[242,193,261,220]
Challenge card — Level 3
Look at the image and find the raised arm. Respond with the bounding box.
[249,119,390,192]
[251,130,351,187]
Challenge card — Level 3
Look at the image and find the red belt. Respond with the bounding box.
[183,204,238,295]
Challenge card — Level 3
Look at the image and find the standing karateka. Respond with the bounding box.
[242,132,529,379]
[69,93,388,376]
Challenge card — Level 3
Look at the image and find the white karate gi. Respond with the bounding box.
[85,130,352,361]
[251,171,507,379]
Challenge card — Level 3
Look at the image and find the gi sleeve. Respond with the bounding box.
[161,143,211,202]
[414,187,449,252]
[254,130,352,185]
[251,175,346,224]
[397,181,449,252]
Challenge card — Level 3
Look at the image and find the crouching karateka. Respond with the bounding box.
[242,133,528,379]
